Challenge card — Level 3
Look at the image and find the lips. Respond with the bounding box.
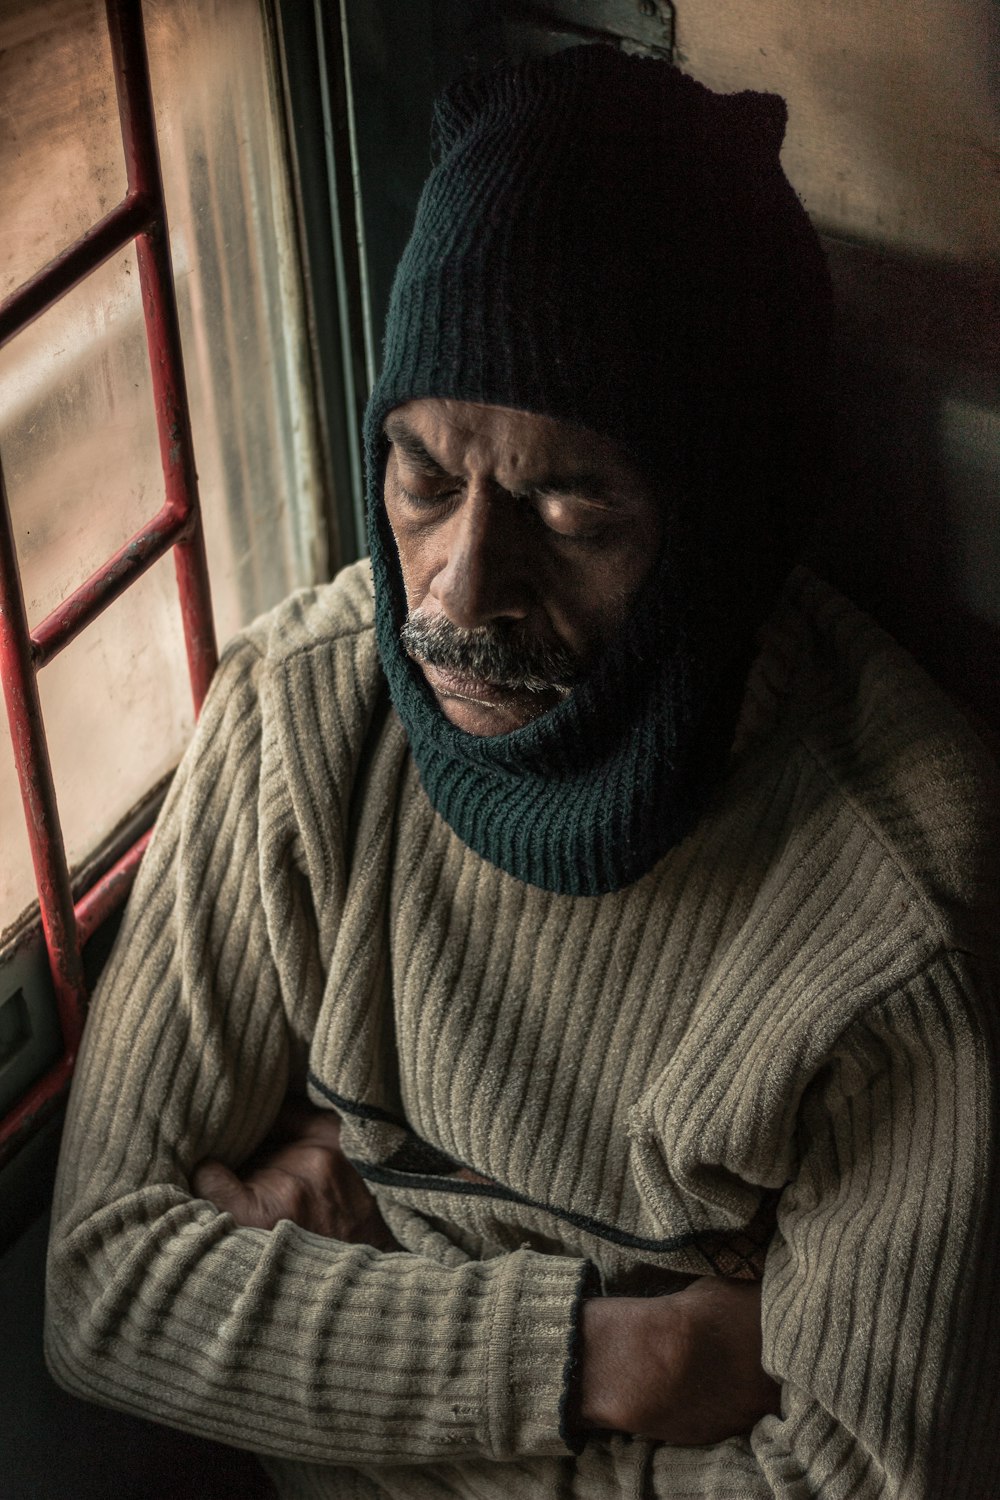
[422,662,524,704]
[417,660,565,735]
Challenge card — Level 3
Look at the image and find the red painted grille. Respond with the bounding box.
[0,0,218,1156]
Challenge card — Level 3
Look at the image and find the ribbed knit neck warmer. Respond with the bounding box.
[365,45,832,896]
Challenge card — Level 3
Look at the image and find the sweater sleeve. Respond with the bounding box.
[45,634,590,1467]
[644,952,1000,1499]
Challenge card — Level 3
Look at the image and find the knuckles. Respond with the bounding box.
[194,1106,396,1245]
[210,1140,384,1240]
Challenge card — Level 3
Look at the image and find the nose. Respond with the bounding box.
[428,484,531,629]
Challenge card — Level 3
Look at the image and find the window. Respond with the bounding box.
[0,0,330,1158]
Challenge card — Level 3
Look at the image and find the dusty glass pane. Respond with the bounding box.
[0,0,324,937]
[0,557,195,930]
[146,0,325,644]
[0,0,126,301]
[40,555,196,892]
[0,245,159,631]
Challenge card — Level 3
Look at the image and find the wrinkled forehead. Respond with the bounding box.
[382,398,651,495]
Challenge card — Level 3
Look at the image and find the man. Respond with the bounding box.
[47,44,999,1499]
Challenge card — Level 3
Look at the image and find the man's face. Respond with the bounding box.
[382,398,662,736]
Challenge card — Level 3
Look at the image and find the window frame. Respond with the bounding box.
[0,0,218,1165]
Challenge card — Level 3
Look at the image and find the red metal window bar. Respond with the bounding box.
[0,0,218,1160]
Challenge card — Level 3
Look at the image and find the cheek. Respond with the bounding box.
[545,535,659,657]
[382,498,429,610]
[539,558,633,655]
[388,528,423,608]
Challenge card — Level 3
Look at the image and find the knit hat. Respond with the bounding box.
[364,44,832,896]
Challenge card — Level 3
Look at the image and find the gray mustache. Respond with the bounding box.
[400,612,581,695]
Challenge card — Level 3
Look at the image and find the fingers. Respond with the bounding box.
[190,1098,403,1247]
[193,1156,316,1232]
[191,1140,400,1244]
[191,1158,240,1206]
[192,1158,269,1225]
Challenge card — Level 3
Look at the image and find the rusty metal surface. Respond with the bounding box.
[106,0,219,710]
[0,0,222,1162]
[0,1052,74,1168]
[74,827,152,948]
[0,192,154,350]
[31,503,190,669]
[172,529,220,711]
[0,458,89,1062]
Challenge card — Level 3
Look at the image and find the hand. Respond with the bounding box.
[192,1101,400,1249]
[580,1275,781,1444]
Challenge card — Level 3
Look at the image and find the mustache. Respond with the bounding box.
[400,612,582,695]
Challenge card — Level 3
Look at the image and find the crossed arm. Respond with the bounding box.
[192,1100,781,1446]
[47,635,999,1492]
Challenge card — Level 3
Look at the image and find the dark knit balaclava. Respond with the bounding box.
[365,44,832,897]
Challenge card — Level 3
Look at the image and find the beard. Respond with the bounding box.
[400,611,584,696]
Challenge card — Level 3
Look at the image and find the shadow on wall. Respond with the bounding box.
[812,237,1000,745]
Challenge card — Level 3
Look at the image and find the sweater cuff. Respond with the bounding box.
[484,1251,597,1460]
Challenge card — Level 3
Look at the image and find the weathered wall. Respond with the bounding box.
[674,2,999,258]
[673,1,999,734]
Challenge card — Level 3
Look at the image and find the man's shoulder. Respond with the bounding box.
[201,558,403,846]
[206,558,386,779]
[758,568,1000,960]
[236,556,376,665]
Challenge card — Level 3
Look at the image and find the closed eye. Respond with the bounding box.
[395,480,461,508]
[521,491,615,544]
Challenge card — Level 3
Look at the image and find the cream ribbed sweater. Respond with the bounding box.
[47,562,1000,1499]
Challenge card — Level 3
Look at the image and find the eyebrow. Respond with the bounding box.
[383,417,626,507]
[383,420,453,478]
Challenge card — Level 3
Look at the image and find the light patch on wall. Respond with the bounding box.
[672,0,1000,261]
